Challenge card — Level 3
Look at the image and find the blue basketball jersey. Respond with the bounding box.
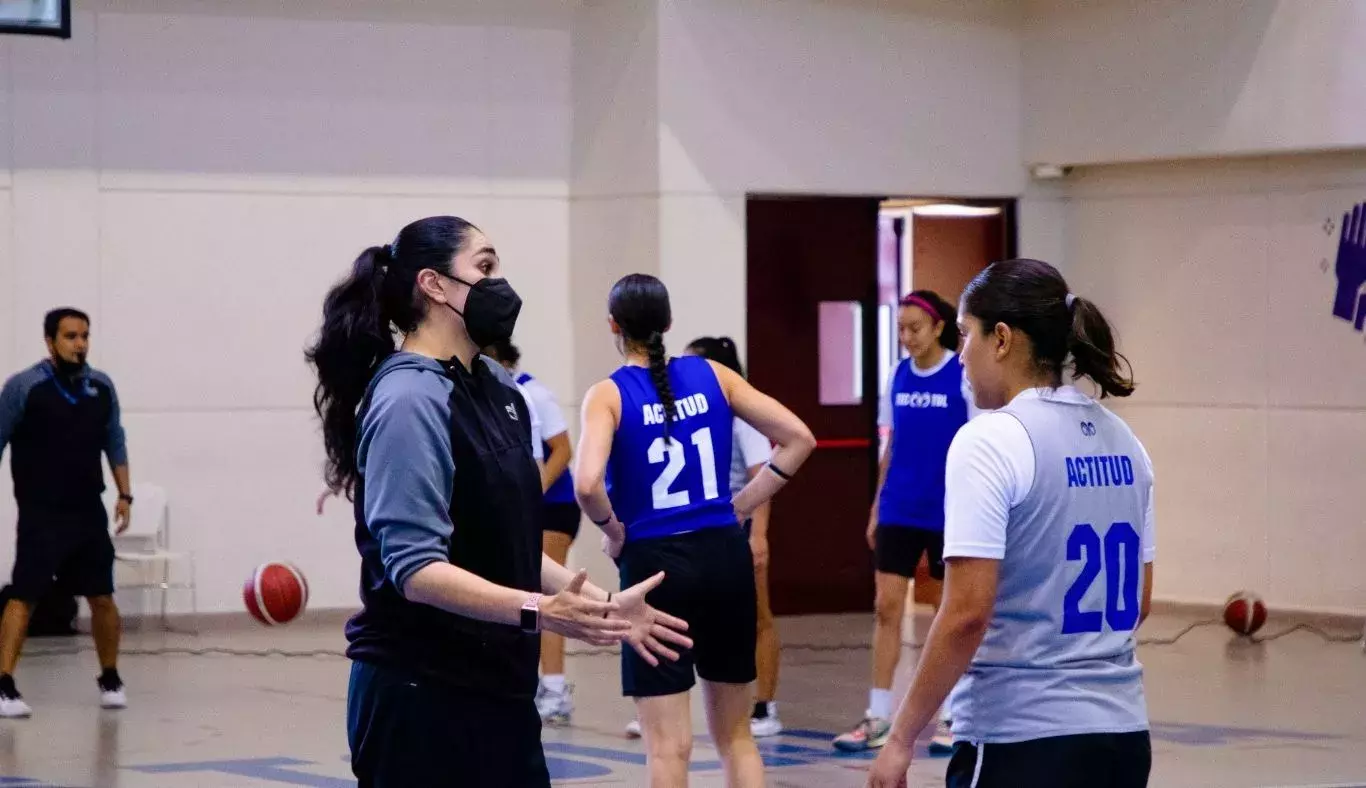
[516,372,575,505]
[877,354,970,530]
[607,356,736,542]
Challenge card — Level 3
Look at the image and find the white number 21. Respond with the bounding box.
[648,427,719,510]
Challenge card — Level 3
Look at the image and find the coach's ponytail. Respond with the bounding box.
[609,274,677,438]
[306,246,395,496]
[306,216,480,495]
[1067,296,1135,398]
[961,258,1136,399]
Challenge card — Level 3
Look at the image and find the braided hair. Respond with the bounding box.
[608,274,677,438]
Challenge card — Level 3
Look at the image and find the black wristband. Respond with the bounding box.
[118,493,134,504]
[766,462,793,482]
[591,512,615,527]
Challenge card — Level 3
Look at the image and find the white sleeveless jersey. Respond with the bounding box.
[943,386,1154,743]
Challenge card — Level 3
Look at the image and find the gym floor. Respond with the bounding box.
[1,610,1362,787]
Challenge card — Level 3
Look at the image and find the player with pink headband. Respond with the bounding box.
[834,289,980,755]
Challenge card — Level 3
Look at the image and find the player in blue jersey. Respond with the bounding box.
[868,258,1154,788]
[575,274,815,788]
[486,338,581,726]
[836,290,976,754]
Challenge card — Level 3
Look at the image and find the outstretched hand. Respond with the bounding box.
[540,570,632,646]
[610,571,692,667]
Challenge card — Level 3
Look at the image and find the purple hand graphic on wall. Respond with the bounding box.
[1333,202,1366,331]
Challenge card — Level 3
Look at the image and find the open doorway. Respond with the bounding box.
[746,195,1014,615]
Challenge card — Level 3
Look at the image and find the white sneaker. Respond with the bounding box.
[535,683,572,726]
[625,717,642,739]
[750,702,783,737]
[97,673,127,710]
[0,695,31,719]
[99,686,127,710]
[0,676,31,719]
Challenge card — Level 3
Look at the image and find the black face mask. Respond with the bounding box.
[443,275,522,348]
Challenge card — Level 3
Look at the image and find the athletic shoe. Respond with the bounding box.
[928,718,954,756]
[97,670,127,710]
[0,675,31,719]
[535,682,573,726]
[833,715,891,752]
[750,702,783,738]
[625,717,642,738]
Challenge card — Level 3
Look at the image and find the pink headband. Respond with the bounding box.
[900,294,942,322]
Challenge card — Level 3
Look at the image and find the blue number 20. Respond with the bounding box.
[1062,521,1140,634]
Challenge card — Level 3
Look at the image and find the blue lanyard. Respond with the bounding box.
[43,363,92,405]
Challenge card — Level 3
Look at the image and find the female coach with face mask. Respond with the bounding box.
[306,216,692,788]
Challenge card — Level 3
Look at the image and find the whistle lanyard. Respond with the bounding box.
[43,363,89,405]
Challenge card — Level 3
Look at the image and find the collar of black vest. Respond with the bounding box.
[444,355,496,380]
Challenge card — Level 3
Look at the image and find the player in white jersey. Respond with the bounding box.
[868,258,1154,788]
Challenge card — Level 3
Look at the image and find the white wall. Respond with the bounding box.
[653,0,1025,353]
[1024,0,1366,166]
[0,2,574,614]
[1027,153,1366,612]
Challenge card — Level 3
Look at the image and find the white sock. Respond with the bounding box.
[869,688,893,721]
[543,674,566,694]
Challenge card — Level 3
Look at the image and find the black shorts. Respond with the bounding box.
[618,526,756,697]
[10,504,115,601]
[541,501,580,539]
[947,731,1151,788]
[347,660,550,788]
[874,524,944,580]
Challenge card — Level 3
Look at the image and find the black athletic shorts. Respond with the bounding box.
[618,525,757,697]
[946,731,1151,788]
[874,524,944,580]
[347,660,550,788]
[10,503,115,601]
[541,501,581,539]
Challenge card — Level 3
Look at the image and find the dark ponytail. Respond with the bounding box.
[961,258,1135,398]
[608,274,677,437]
[904,290,960,350]
[305,216,480,495]
[1067,296,1135,398]
[685,335,744,376]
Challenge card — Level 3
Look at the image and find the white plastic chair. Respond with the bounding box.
[105,482,199,633]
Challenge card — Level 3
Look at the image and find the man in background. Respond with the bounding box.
[0,307,132,717]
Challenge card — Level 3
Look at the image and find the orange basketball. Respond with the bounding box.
[1223,590,1267,636]
[244,562,308,626]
